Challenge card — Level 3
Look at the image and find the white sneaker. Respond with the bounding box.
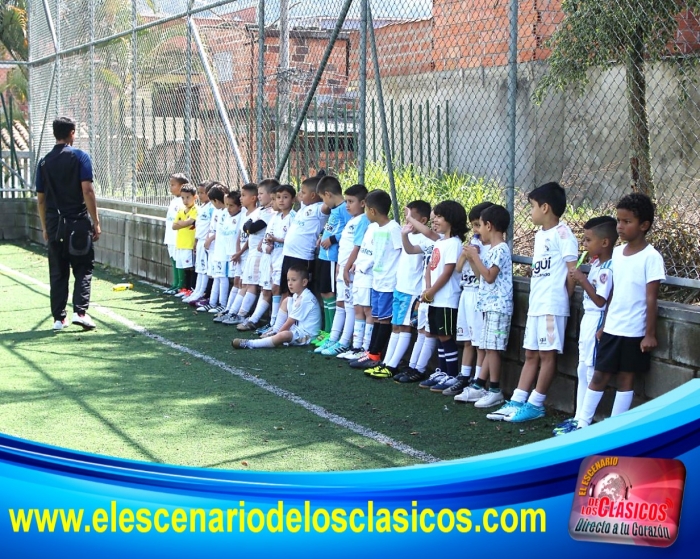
[474,390,505,408]
[72,312,96,330]
[454,385,488,403]
[486,400,524,421]
[208,305,225,314]
[53,318,68,331]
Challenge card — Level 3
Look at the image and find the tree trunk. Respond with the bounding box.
[626,30,654,197]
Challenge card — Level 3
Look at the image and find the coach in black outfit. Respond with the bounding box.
[36,117,101,331]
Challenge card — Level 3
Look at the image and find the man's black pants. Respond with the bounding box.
[48,239,94,321]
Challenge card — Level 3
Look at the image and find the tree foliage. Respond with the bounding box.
[533,0,700,197]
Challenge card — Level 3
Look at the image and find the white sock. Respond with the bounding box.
[239,292,257,317]
[460,365,473,378]
[408,333,425,369]
[272,310,288,332]
[191,273,206,298]
[511,388,529,404]
[415,336,437,373]
[383,333,399,366]
[250,298,270,324]
[576,361,588,412]
[611,391,634,417]
[340,306,355,347]
[475,365,482,379]
[362,323,374,351]
[271,295,281,324]
[528,390,546,408]
[247,338,275,349]
[578,389,604,427]
[387,332,412,369]
[226,286,239,310]
[216,277,230,307]
[208,279,219,306]
[228,293,244,315]
[352,320,365,350]
[329,306,345,342]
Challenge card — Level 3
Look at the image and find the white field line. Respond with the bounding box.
[0,262,439,464]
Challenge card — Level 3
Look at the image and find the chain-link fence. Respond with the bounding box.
[23,0,700,284]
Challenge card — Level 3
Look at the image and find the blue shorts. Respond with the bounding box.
[392,290,418,326]
[371,289,393,321]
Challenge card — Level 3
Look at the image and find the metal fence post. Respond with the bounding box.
[189,18,250,184]
[257,0,265,181]
[368,3,399,220]
[131,0,138,203]
[185,1,194,181]
[278,0,290,183]
[274,0,355,180]
[507,0,518,248]
[358,0,368,184]
[89,0,95,162]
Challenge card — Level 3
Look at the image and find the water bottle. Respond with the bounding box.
[112,283,134,291]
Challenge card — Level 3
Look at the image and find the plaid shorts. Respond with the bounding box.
[479,311,511,351]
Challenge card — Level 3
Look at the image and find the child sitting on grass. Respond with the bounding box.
[231,265,321,350]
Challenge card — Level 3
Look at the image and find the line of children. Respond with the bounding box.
[164,171,663,429]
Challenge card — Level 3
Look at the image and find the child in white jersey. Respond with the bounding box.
[442,202,494,397]
[489,182,578,423]
[229,178,278,324]
[553,216,617,435]
[417,201,469,391]
[459,204,513,410]
[231,265,321,350]
[349,190,403,371]
[329,186,371,359]
[243,184,297,332]
[576,194,665,430]
[216,183,256,324]
[163,173,187,294]
[365,200,434,379]
[184,181,215,305]
[280,172,329,296]
[197,184,228,312]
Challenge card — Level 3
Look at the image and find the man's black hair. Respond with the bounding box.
[52,117,76,140]
[365,190,392,216]
[480,204,510,234]
[616,193,655,233]
[528,181,567,218]
[433,200,468,241]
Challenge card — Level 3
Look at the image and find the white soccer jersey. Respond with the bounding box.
[164,196,183,245]
[194,202,214,241]
[353,222,378,288]
[428,236,462,308]
[283,202,329,260]
[245,206,274,256]
[289,288,322,337]
[395,232,434,296]
[268,210,295,270]
[582,258,613,313]
[529,222,578,317]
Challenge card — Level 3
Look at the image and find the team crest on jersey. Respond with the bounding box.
[557,224,570,239]
[599,271,608,284]
[429,247,441,271]
[305,208,313,216]
[544,239,551,252]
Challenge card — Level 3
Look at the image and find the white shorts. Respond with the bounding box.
[336,277,353,305]
[259,253,273,290]
[243,252,262,285]
[167,244,176,260]
[417,302,430,333]
[524,314,567,353]
[209,259,228,279]
[456,288,483,344]
[174,249,193,269]
[287,324,314,346]
[352,285,371,308]
[232,252,248,279]
[195,240,208,274]
[271,251,284,287]
[579,311,605,367]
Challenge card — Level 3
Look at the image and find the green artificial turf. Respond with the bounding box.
[0,241,565,472]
